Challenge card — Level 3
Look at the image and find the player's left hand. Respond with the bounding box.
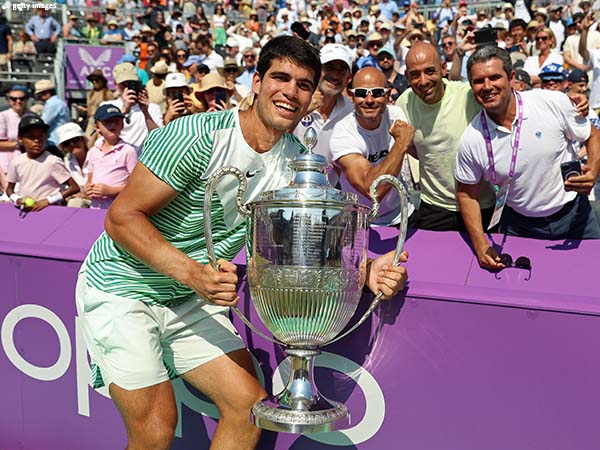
[366,250,409,300]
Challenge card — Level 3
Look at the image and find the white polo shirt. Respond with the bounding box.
[455,90,589,217]
[293,94,354,163]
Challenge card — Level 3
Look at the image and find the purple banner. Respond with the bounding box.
[64,44,125,92]
[2,205,600,449]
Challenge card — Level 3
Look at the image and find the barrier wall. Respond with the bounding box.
[1,203,600,450]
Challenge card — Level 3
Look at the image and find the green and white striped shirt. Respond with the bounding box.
[83,108,304,307]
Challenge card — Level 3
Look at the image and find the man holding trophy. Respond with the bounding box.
[75,35,409,450]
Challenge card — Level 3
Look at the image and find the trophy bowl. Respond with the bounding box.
[204,153,408,434]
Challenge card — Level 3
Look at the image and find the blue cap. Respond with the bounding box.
[117,54,137,64]
[403,0,410,6]
[539,63,567,80]
[183,55,203,67]
[567,69,588,84]
[94,104,126,121]
[10,84,29,94]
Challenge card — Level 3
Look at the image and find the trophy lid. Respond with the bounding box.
[259,153,358,203]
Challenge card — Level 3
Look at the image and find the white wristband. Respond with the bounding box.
[46,192,63,205]
[9,193,21,205]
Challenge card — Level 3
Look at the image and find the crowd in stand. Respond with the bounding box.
[1,0,600,255]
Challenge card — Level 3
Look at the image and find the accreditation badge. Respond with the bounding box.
[488,183,509,230]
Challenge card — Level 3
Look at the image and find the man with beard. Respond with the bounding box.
[293,43,354,164]
[376,46,409,102]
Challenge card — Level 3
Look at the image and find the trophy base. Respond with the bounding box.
[250,350,350,433]
[251,398,350,434]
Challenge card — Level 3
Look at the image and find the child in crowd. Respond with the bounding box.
[84,105,138,209]
[6,116,80,211]
[56,122,91,208]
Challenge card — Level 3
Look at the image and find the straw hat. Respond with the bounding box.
[218,58,243,77]
[150,60,170,75]
[34,79,55,95]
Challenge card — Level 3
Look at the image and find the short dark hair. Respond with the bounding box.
[256,35,321,90]
[195,34,211,48]
[467,45,514,83]
[509,18,527,32]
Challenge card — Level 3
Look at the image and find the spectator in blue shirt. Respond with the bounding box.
[34,79,70,148]
[25,8,60,54]
[236,47,257,92]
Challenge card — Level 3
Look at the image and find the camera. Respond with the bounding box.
[215,89,227,106]
[126,80,142,95]
[560,160,582,181]
[172,92,184,103]
[474,28,498,47]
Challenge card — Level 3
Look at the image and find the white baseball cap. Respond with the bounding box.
[320,44,354,71]
[165,72,188,89]
[56,122,85,145]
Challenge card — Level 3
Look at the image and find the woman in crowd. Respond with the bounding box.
[174,48,189,72]
[211,4,228,47]
[13,29,36,55]
[264,14,277,38]
[523,27,563,86]
[245,10,260,34]
[192,72,232,113]
[78,69,115,137]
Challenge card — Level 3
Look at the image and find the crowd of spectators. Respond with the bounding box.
[1,0,600,256]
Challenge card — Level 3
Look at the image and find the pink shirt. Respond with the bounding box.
[7,151,71,199]
[0,108,23,173]
[87,137,138,209]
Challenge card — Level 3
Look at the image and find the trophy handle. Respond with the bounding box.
[327,174,409,345]
[203,166,282,345]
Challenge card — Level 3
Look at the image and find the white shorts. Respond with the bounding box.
[75,271,245,390]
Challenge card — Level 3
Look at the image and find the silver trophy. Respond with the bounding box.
[203,148,408,434]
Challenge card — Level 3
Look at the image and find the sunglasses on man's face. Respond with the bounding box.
[442,41,455,47]
[350,87,389,98]
[8,96,26,102]
[224,67,238,73]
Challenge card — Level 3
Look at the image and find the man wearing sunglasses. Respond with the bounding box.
[331,67,416,227]
[0,85,29,178]
[356,32,385,69]
[455,46,600,270]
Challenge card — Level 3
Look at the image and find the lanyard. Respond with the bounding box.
[480,92,523,186]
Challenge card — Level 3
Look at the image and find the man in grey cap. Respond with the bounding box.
[293,43,354,166]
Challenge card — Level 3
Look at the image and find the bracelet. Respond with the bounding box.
[46,192,64,205]
[9,193,21,205]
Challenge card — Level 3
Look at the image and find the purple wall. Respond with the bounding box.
[1,204,600,450]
